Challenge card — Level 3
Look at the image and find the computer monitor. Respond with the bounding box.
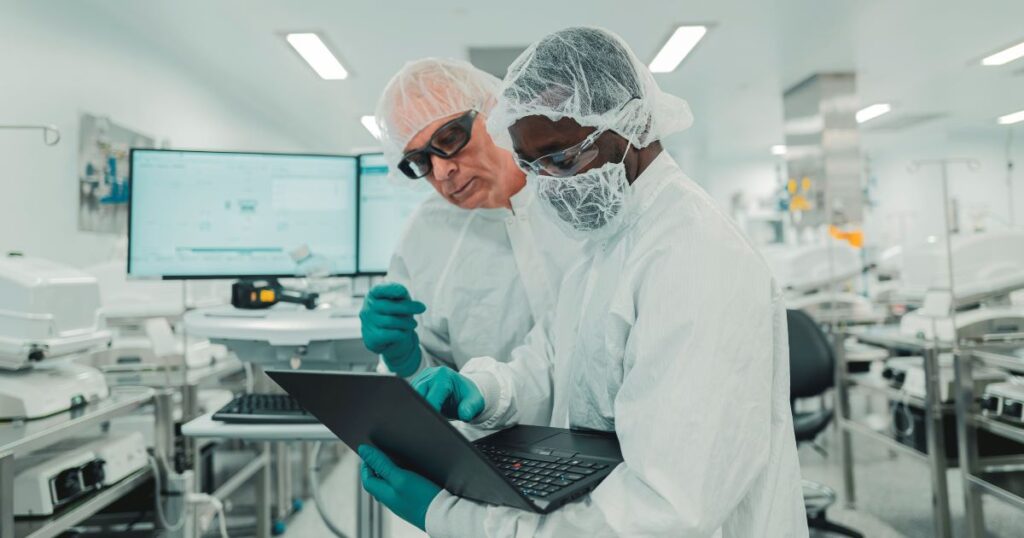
[128,149,358,279]
[357,153,433,274]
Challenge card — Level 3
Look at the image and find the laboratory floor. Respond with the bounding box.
[799,423,1022,538]
[280,423,1022,538]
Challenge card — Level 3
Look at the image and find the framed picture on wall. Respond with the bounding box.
[77,113,155,234]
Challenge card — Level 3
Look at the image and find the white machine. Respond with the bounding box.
[85,260,229,370]
[183,303,375,370]
[0,254,111,420]
[981,381,1024,424]
[0,364,109,420]
[881,355,1006,402]
[899,305,1024,342]
[13,432,147,516]
[0,254,111,370]
[898,232,1024,342]
[899,230,1024,302]
[761,241,864,294]
[761,242,887,323]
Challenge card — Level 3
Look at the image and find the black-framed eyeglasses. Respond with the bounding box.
[398,109,478,179]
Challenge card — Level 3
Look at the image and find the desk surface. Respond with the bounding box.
[181,412,337,441]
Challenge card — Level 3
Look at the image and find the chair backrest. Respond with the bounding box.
[787,309,835,399]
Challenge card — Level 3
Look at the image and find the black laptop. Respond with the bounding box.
[267,370,623,513]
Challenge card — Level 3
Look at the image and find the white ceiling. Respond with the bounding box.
[86,0,1024,159]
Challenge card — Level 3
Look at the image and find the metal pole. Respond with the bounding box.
[923,346,953,538]
[1,452,14,538]
[256,442,272,538]
[357,483,384,538]
[954,350,986,537]
[833,330,856,507]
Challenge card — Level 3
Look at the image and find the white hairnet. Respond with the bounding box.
[487,27,694,151]
[375,58,501,175]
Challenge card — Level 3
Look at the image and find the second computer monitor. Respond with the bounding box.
[357,154,433,274]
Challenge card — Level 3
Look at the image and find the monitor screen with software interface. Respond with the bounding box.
[129,149,358,279]
[357,153,433,274]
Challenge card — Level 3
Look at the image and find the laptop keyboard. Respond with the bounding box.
[476,444,610,498]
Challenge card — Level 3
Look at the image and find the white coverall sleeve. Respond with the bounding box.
[459,312,557,430]
[383,244,454,377]
[426,243,780,537]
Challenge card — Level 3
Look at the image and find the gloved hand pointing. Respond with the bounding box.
[360,283,427,377]
[411,366,485,422]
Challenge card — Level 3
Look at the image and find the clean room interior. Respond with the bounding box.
[3,0,1024,536]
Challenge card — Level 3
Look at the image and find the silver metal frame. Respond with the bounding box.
[0,387,163,538]
[954,345,1024,537]
[835,328,954,537]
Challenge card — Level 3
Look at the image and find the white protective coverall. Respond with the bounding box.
[386,181,581,380]
[424,152,808,537]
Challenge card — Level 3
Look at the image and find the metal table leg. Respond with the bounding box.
[954,351,986,537]
[357,480,384,538]
[923,347,953,538]
[1,452,14,538]
[256,442,272,538]
[833,331,857,508]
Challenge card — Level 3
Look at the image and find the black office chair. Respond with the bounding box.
[787,309,863,538]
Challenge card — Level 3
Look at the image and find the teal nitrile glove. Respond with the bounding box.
[411,366,485,422]
[360,283,427,377]
[359,444,441,531]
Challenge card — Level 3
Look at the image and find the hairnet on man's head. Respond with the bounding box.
[487,26,694,150]
[375,58,501,174]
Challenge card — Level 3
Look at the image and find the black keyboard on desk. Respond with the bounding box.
[476,444,609,499]
[212,394,319,424]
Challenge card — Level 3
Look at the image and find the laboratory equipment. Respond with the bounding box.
[0,254,111,370]
[128,149,359,279]
[183,303,373,369]
[762,242,863,294]
[897,232,1024,341]
[85,258,228,370]
[269,370,623,512]
[979,381,1024,425]
[0,254,111,420]
[211,393,317,424]
[0,364,109,420]
[899,231,1024,303]
[12,433,146,516]
[357,153,432,274]
[899,305,1024,342]
[761,242,884,322]
[231,278,319,310]
[881,355,1005,401]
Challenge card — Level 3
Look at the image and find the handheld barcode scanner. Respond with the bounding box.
[231,279,319,310]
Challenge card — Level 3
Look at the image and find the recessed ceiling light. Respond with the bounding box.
[997,109,1024,125]
[285,33,348,80]
[982,40,1024,66]
[856,103,892,124]
[649,26,708,73]
[360,115,381,139]
[771,145,787,156]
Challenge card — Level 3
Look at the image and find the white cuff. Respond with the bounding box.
[460,358,511,429]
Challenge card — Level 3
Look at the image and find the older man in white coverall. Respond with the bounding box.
[359,28,808,537]
[360,59,580,392]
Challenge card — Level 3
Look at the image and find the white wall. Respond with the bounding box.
[0,2,307,268]
[862,130,1024,251]
[696,126,1024,252]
